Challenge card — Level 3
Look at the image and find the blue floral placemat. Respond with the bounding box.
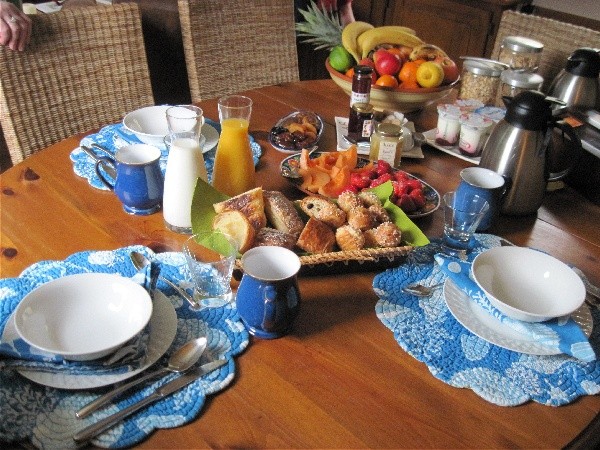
[374,234,600,406]
[0,246,249,448]
[69,119,262,190]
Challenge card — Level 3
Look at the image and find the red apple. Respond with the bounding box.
[373,49,401,76]
[434,56,460,84]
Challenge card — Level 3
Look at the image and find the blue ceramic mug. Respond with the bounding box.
[236,246,301,339]
[456,167,506,231]
[95,144,163,215]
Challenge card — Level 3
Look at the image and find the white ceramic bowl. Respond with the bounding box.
[123,105,170,147]
[14,273,153,361]
[471,247,586,322]
[326,59,458,113]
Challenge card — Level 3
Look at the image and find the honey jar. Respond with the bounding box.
[369,122,404,168]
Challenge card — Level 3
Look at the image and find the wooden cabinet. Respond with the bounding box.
[355,0,531,65]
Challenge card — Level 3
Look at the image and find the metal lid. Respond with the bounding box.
[354,65,374,75]
[351,102,374,114]
[500,70,544,88]
[501,36,544,53]
[375,122,402,136]
[462,58,505,77]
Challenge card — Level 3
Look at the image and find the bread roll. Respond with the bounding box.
[364,222,402,248]
[254,227,297,250]
[296,217,336,254]
[264,191,304,237]
[298,196,346,228]
[213,187,267,231]
[347,206,376,231]
[212,210,255,253]
[337,190,362,213]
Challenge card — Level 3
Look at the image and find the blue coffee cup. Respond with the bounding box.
[236,246,302,339]
[456,167,506,231]
[95,144,164,215]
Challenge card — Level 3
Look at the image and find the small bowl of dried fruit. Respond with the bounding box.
[269,110,324,153]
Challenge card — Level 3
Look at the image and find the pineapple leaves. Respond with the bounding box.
[295,0,343,51]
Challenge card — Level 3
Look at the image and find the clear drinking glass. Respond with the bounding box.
[182,231,239,306]
[442,191,489,255]
[212,95,255,196]
[163,105,208,234]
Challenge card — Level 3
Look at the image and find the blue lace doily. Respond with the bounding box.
[70,119,262,190]
[374,234,600,406]
[0,246,249,448]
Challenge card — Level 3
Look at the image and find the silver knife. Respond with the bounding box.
[80,145,117,179]
[72,359,227,443]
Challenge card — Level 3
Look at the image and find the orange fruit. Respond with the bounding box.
[345,67,354,78]
[375,74,399,88]
[386,48,404,60]
[398,59,425,84]
[399,80,420,89]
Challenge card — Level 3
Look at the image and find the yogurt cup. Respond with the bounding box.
[458,113,493,157]
[435,104,462,146]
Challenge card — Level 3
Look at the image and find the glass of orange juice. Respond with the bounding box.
[212,95,255,196]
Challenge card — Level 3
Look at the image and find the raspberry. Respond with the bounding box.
[370,173,393,188]
[376,160,393,176]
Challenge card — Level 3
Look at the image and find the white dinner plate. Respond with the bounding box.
[444,279,593,356]
[201,123,219,152]
[2,291,177,390]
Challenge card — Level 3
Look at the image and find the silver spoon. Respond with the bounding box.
[130,251,199,310]
[76,336,207,419]
[402,282,444,297]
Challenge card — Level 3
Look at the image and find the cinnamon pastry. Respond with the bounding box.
[335,225,365,251]
[364,222,402,248]
[337,190,362,213]
[347,206,376,231]
[254,227,297,250]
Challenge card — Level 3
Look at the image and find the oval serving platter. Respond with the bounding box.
[280,152,440,219]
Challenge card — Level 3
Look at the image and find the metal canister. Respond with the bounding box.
[369,122,404,167]
[347,102,374,142]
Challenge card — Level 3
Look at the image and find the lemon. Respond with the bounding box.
[329,46,354,73]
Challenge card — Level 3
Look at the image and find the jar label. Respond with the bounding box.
[351,92,369,106]
[377,141,398,166]
[361,120,373,138]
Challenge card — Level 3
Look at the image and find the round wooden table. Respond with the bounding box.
[1,80,599,448]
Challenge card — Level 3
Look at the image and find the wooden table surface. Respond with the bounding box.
[1,79,599,448]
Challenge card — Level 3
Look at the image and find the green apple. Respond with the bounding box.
[415,61,444,88]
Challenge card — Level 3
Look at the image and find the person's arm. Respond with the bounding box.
[0,0,32,51]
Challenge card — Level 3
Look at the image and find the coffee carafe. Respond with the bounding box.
[479,91,581,215]
[549,48,600,110]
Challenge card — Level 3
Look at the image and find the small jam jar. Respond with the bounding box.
[369,122,403,168]
[495,70,544,107]
[499,36,543,72]
[459,58,505,105]
[458,113,494,157]
[347,102,374,142]
[350,65,373,106]
[435,104,462,146]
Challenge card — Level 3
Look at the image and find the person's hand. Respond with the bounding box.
[0,2,32,51]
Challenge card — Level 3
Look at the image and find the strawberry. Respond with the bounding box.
[350,172,371,189]
[405,178,423,193]
[391,180,410,197]
[370,173,393,188]
[394,170,410,182]
[409,188,426,209]
[397,194,417,212]
[376,160,393,176]
[340,184,358,194]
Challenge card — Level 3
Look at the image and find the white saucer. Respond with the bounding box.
[201,123,219,152]
[422,129,480,165]
[444,279,593,356]
[3,291,177,390]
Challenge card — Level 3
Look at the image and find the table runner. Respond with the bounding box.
[374,234,600,406]
[0,246,249,448]
[69,119,262,190]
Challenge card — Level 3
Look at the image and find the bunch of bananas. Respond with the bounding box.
[341,22,446,63]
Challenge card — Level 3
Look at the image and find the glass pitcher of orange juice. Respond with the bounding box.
[212,95,255,196]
